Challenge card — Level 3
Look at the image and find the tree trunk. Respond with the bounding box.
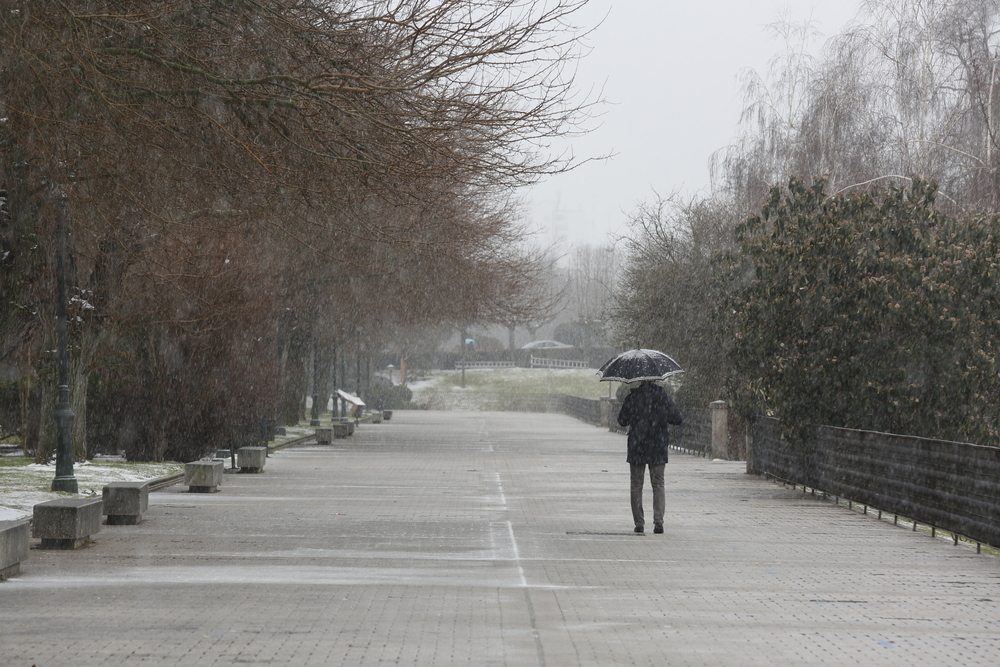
[279,326,310,425]
[33,366,56,464]
[69,353,88,461]
[19,342,40,458]
[33,351,91,463]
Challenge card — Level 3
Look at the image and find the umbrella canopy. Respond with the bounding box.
[596,349,684,383]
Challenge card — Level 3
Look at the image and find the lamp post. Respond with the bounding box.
[51,194,78,493]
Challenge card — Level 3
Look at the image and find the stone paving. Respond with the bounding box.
[1,410,999,666]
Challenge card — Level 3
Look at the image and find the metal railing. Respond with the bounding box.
[530,356,589,369]
[749,417,1000,551]
[454,360,517,369]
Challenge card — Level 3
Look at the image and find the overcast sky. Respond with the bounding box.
[524,1,862,249]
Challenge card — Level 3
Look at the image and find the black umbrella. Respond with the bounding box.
[596,349,684,383]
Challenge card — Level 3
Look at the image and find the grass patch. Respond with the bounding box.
[0,457,33,467]
[1,459,185,521]
[417,368,617,400]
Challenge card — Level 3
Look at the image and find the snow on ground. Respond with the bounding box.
[0,493,58,521]
[1,460,184,521]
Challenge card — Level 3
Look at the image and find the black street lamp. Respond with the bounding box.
[51,194,78,493]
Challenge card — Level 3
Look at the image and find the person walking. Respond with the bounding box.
[616,381,683,534]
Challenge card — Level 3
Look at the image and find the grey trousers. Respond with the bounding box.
[630,463,665,527]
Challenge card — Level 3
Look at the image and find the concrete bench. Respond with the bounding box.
[315,428,333,445]
[102,481,149,525]
[184,460,224,492]
[332,422,349,439]
[214,449,231,460]
[383,410,393,421]
[32,498,103,549]
[371,411,383,424]
[237,446,266,473]
[1,519,30,580]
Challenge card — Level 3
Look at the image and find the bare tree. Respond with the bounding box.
[1,0,598,459]
[488,243,565,350]
[613,194,738,403]
[715,0,1000,212]
[711,15,827,212]
[555,243,620,348]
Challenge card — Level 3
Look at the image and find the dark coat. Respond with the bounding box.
[616,382,683,465]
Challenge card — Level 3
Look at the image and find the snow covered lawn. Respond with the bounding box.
[0,458,184,521]
[409,367,616,400]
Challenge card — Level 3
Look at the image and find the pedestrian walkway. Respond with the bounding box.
[2,411,998,666]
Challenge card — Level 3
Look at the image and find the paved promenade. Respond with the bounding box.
[2,411,999,666]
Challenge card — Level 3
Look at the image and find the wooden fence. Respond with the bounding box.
[749,417,1000,549]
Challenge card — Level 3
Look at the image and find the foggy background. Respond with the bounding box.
[527,1,860,248]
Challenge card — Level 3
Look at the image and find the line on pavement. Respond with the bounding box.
[492,470,546,666]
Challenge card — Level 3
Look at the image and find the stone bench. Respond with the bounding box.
[330,418,356,435]
[315,428,333,445]
[214,449,231,460]
[237,446,266,473]
[0,519,30,580]
[383,410,393,421]
[184,460,224,492]
[370,411,383,424]
[102,481,149,525]
[32,498,103,549]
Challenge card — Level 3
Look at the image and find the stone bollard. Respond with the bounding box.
[102,481,149,525]
[0,519,30,580]
[185,460,224,492]
[315,428,333,445]
[710,400,729,460]
[237,446,267,473]
[33,498,103,549]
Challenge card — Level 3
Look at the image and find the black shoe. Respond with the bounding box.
[634,525,644,533]
[653,524,663,534]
